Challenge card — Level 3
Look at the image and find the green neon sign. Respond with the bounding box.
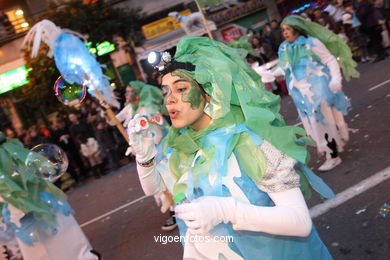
[0,66,29,95]
[86,41,115,56]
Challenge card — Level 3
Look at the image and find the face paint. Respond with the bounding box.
[161,72,211,130]
[172,70,204,109]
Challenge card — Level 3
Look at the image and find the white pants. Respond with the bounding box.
[17,213,97,260]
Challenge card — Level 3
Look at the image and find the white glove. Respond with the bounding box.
[329,79,342,93]
[175,189,312,237]
[175,196,236,234]
[153,191,172,213]
[127,114,157,163]
[255,69,276,83]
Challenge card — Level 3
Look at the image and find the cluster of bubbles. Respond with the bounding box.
[378,203,390,218]
[25,144,68,182]
[54,75,87,106]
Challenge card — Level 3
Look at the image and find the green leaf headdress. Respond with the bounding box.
[171,36,310,163]
[281,15,359,81]
[129,80,164,112]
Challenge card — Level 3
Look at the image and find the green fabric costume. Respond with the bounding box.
[0,132,66,227]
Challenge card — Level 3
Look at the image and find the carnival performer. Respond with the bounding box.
[0,132,99,260]
[111,81,176,230]
[257,15,359,171]
[111,81,165,146]
[128,36,336,259]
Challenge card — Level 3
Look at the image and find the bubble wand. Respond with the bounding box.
[23,19,129,142]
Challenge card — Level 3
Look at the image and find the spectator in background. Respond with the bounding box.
[314,8,340,33]
[25,125,49,149]
[4,127,16,138]
[304,7,315,21]
[343,1,372,62]
[250,36,276,63]
[113,88,125,110]
[270,19,283,50]
[261,23,277,50]
[86,101,104,130]
[68,112,93,142]
[94,120,119,172]
[324,0,345,26]
[52,119,83,183]
[356,0,389,62]
[37,120,52,139]
[374,0,390,47]
[78,134,103,179]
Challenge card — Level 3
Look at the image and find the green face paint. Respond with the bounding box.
[172,70,204,109]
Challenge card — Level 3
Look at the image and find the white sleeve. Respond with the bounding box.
[136,162,165,196]
[232,188,312,237]
[310,38,342,84]
[231,141,312,237]
[110,104,133,126]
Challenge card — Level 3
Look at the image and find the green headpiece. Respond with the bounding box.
[129,81,164,111]
[228,34,259,57]
[162,37,319,199]
[164,37,314,198]
[281,15,359,81]
[171,36,311,163]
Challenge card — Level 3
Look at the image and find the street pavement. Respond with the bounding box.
[66,55,390,260]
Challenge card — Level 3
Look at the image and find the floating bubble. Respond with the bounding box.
[379,203,390,218]
[54,76,87,106]
[25,144,68,182]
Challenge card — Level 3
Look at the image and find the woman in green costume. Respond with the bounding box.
[128,36,335,259]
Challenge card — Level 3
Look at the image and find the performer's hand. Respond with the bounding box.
[154,191,171,213]
[329,79,342,93]
[255,69,276,83]
[127,114,157,163]
[175,196,236,234]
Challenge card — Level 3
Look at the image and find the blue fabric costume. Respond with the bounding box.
[278,36,351,155]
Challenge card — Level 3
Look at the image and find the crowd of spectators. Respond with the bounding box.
[246,0,389,66]
[1,89,130,188]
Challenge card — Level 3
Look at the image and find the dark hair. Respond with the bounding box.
[77,134,88,144]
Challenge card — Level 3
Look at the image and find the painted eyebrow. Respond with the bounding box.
[161,79,189,89]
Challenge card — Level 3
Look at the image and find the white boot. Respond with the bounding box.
[318,157,342,171]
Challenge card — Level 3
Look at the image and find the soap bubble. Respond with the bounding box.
[379,203,390,218]
[54,75,86,106]
[25,144,68,182]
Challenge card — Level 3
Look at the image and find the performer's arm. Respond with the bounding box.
[175,141,312,237]
[311,38,342,92]
[128,114,165,195]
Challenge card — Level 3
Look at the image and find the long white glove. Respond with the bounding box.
[311,38,343,93]
[175,188,312,237]
[256,69,276,83]
[255,66,285,83]
[127,114,164,196]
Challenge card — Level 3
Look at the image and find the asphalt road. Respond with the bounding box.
[67,55,390,260]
